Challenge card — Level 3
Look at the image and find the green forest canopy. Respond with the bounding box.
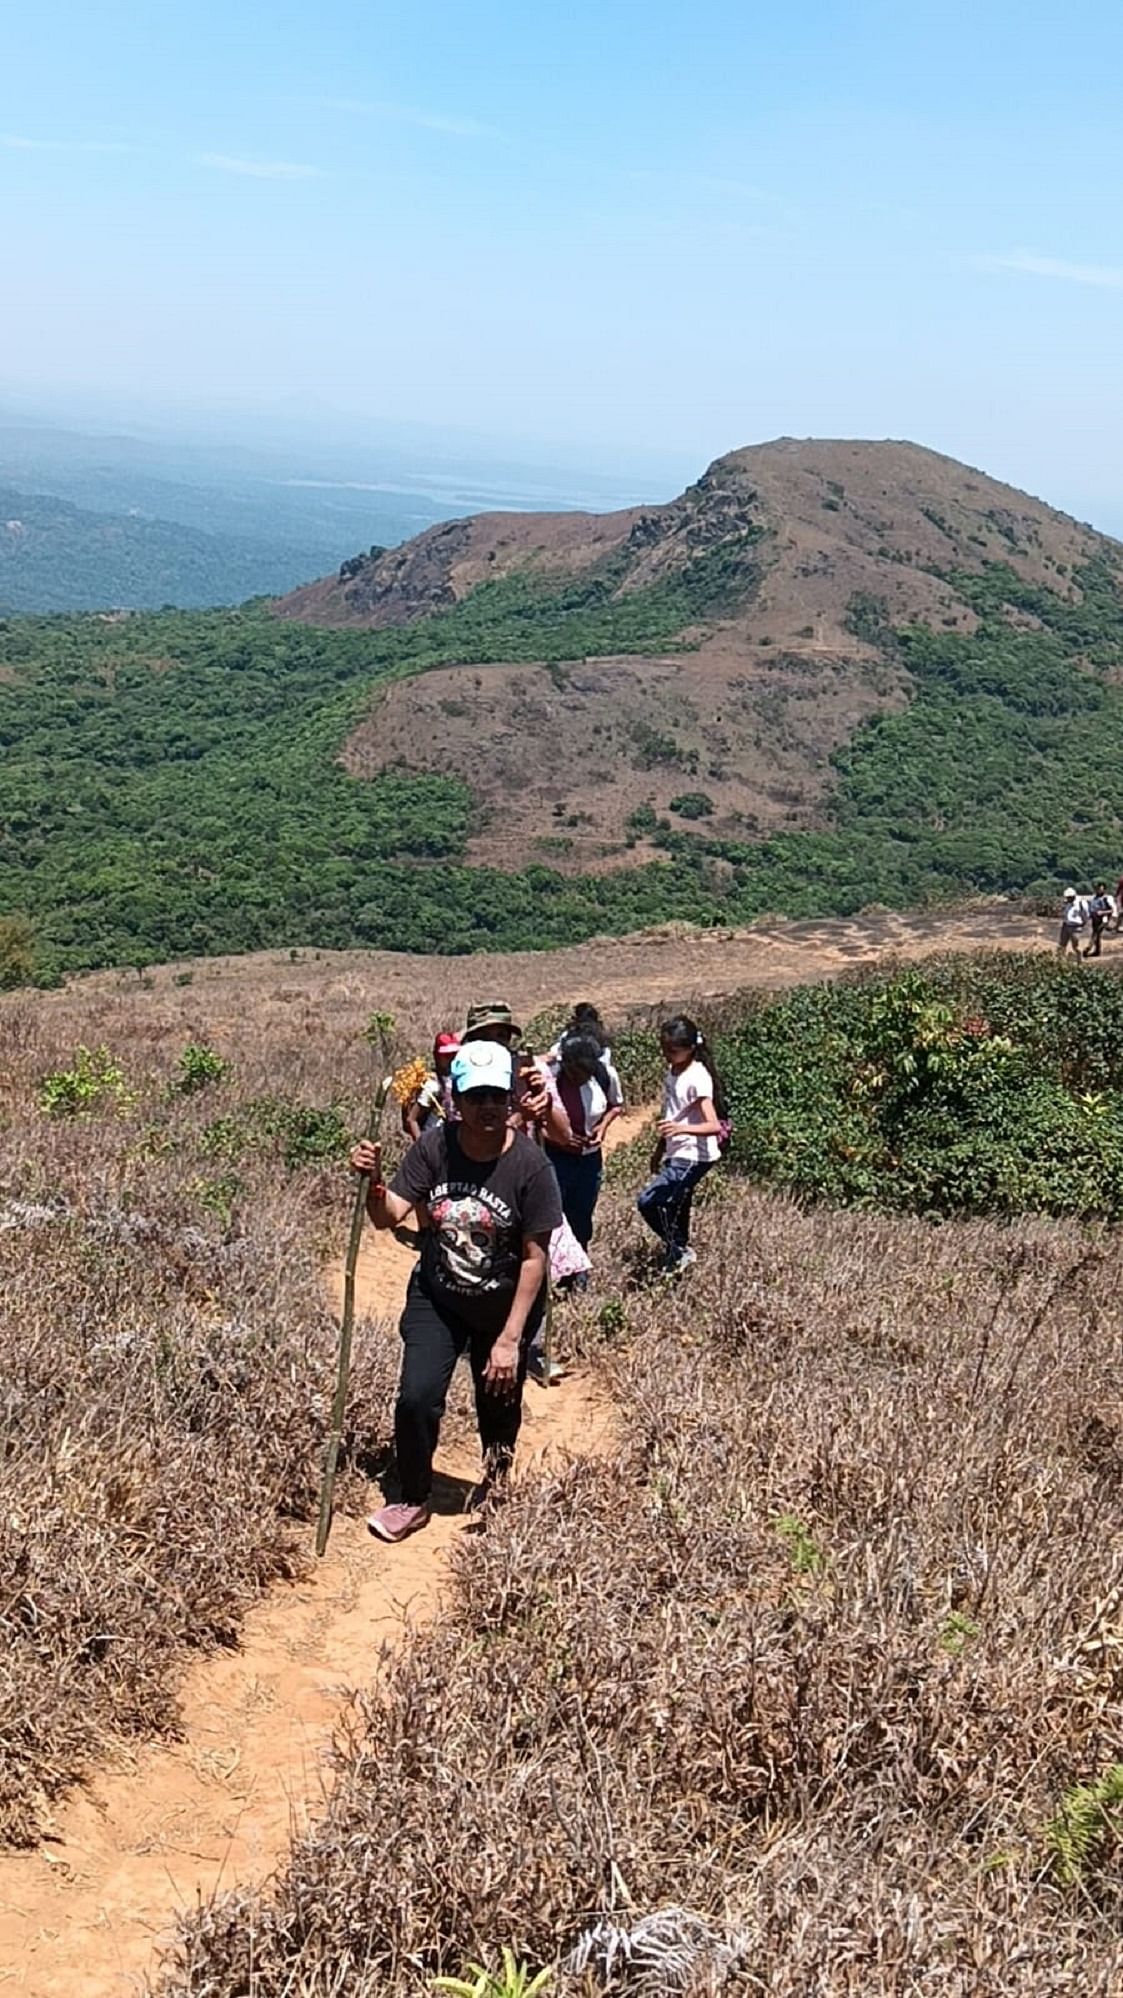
[2,551,1123,977]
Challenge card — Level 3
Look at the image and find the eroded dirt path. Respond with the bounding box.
[0,1123,642,1998]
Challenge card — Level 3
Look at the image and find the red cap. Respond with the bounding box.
[434,1032,461,1054]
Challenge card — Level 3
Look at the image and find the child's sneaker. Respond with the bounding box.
[663,1247,698,1276]
[367,1501,431,1543]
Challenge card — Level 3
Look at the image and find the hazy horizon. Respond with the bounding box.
[5,380,1123,546]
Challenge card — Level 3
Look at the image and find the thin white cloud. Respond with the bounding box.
[198,152,324,180]
[980,251,1123,290]
[2,134,130,153]
[629,167,775,204]
[320,96,501,140]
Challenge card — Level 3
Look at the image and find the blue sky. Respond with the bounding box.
[3,0,1123,518]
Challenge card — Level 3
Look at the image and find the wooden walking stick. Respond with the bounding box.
[316,1073,392,1557]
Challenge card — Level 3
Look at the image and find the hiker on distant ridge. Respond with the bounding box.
[1084,883,1114,960]
[350,1038,562,1545]
[1058,887,1089,957]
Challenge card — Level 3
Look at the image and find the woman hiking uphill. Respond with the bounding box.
[350,1039,562,1545]
[540,1029,623,1278]
[637,1015,725,1274]
[546,1002,624,1107]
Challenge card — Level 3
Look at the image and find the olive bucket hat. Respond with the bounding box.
[463,1001,521,1042]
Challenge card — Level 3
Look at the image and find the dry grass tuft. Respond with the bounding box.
[0,985,405,1843]
[161,1183,1123,1995]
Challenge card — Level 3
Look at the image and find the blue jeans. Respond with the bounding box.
[544,1144,603,1251]
[637,1156,714,1267]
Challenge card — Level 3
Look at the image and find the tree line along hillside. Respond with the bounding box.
[3,547,1123,979]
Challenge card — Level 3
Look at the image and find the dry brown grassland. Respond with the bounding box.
[0,974,407,1844]
[3,941,1122,1992]
[164,1184,1123,1995]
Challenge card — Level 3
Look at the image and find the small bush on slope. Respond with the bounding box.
[162,1187,1123,1995]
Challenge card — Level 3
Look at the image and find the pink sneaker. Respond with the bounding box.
[367,1501,431,1544]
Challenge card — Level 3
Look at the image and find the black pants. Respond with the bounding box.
[1084,915,1106,958]
[544,1143,603,1249]
[395,1272,538,1505]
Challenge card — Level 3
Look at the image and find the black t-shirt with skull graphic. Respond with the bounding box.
[390,1124,563,1333]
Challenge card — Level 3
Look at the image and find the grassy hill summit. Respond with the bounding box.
[276,438,1118,875]
[2,437,1123,979]
[279,437,1102,640]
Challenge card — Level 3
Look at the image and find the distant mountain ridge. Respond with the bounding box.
[5,434,1123,982]
[277,437,1106,642]
[0,484,326,613]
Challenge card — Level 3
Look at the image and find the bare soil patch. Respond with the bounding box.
[341,632,901,870]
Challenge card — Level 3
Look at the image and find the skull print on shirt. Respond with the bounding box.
[426,1184,515,1298]
[431,1194,499,1288]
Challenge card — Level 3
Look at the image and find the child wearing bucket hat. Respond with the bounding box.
[350,1038,562,1544]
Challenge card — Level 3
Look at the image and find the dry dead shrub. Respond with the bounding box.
[0,994,404,1843]
[160,1183,1123,1996]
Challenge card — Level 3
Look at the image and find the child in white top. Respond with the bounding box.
[661,1054,721,1164]
[637,1015,725,1273]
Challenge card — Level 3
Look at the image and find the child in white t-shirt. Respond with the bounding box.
[637,1015,724,1273]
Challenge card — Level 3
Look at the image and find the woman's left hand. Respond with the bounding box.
[483,1332,520,1397]
[657,1119,682,1139]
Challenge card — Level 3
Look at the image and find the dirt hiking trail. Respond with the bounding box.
[67,906,1055,1044]
[0,1117,646,1998]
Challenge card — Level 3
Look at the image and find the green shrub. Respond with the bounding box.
[774,1513,825,1576]
[175,1043,229,1094]
[717,956,1123,1219]
[669,791,715,819]
[522,1004,569,1053]
[201,1096,350,1170]
[365,1010,397,1057]
[39,1046,132,1118]
[0,914,38,991]
[611,1025,664,1104]
[259,1099,351,1171]
[1045,1764,1123,1887]
[190,1171,244,1226]
[433,1952,552,1998]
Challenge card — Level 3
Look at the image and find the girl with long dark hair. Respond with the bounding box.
[637,1015,724,1273]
